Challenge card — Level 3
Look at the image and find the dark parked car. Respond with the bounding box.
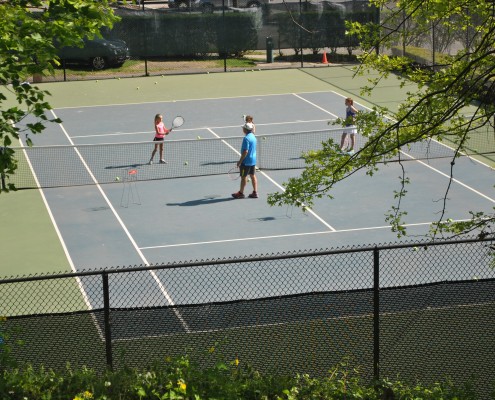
[57,38,130,70]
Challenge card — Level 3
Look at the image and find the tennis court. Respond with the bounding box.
[2,67,494,283]
[2,69,495,395]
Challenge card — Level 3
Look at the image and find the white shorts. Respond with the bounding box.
[343,125,357,135]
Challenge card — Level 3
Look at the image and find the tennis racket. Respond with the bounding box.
[169,115,185,132]
[228,165,240,180]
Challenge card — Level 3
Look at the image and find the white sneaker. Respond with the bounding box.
[148,160,153,165]
[159,159,167,164]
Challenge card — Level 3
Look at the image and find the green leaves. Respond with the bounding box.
[0,0,118,193]
[269,0,495,239]
[0,352,479,399]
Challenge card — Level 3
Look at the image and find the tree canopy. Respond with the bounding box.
[0,0,118,192]
[267,0,495,240]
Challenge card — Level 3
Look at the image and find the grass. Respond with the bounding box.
[390,45,451,65]
[43,56,258,81]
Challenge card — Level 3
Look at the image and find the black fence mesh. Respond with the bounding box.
[1,238,495,398]
[5,127,494,190]
[34,0,377,82]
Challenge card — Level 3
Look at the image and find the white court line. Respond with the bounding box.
[12,126,98,331]
[54,90,332,110]
[49,110,191,332]
[329,90,495,171]
[295,91,495,199]
[140,220,443,250]
[406,155,495,203]
[293,93,339,119]
[206,128,336,232]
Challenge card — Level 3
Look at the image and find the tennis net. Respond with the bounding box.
[3,127,494,190]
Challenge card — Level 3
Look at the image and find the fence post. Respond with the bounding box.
[373,246,380,382]
[0,147,5,191]
[102,272,113,370]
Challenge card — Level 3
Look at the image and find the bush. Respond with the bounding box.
[1,355,483,399]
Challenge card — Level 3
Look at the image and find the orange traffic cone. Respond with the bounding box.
[322,52,328,64]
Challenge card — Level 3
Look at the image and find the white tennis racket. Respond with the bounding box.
[228,165,240,180]
[170,115,185,132]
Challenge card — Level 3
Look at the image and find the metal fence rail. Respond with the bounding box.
[1,237,494,398]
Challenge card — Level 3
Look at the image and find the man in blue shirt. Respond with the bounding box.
[232,118,258,199]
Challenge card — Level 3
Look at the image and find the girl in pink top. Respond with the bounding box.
[149,114,170,164]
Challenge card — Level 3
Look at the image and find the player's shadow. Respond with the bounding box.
[105,163,146,169]
[201,160,237,166]
[167,196,232,207]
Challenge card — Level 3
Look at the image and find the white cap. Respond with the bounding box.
[243,122,254,131]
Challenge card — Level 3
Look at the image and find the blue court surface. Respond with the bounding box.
[16,89,495,275]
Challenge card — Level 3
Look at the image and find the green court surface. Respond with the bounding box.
[0,189,72,276]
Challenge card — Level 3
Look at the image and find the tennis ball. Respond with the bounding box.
[207,71,210,74]
[154,81,158,84]
[412,246,419,252]
[184,161,188,165]
[115,177,121,182]
[262,136,267,140]
[447,218,453,223]
[118,77,121,80]
[96,80,99,83]
[197,136,201,139]
[136,87,140,90]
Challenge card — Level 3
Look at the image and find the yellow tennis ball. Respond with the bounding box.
[184,161,188,165]
[197,136,201,140]
[115,177,121,182]
[136,87,140,90]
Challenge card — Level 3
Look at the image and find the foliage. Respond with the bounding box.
[0,330,485,399]
[0,354,483,399]
[0,0,119,193]
[267,0,495,240]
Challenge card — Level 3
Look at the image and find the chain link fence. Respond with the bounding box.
[35,0,376,82]
[1,237,494,397]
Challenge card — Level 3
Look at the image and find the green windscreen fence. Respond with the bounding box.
[104,2,378,57]
[1,239,495,398]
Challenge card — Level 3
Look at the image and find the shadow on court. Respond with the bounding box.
[167,196,233,207]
